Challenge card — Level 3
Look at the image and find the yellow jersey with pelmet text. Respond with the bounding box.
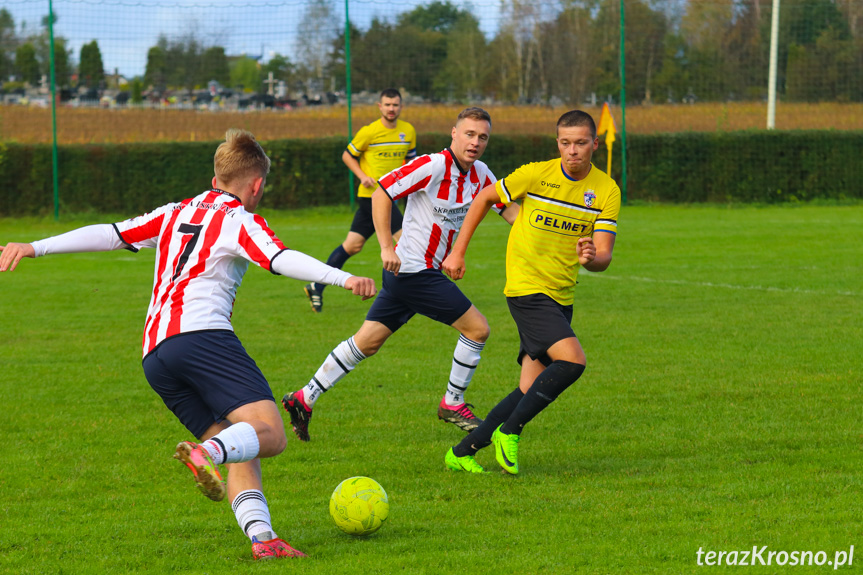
[495,160,620,305]
[347,119,417,198]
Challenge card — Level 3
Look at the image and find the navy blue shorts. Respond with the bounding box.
[365,268,473,332]
[506,294,575,366]
[350,197,403,239]
[142,330,274,438]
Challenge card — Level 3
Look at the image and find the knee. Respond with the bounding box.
[272,431,287,456]
[343,239,364,255]
[464,318,490,343]
[358,341,381,357]
[267,423,288,456]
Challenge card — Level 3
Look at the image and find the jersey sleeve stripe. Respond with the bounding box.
[268,248,290,275]
[347,144,361,157]
[499,178,514,203]
[112,223,140,253]
[118,212,166,246]
[252,214,287,250]
[392,175,431,200]
[238,224,273,271]
[596,218,617,225]
[378,154,432,190]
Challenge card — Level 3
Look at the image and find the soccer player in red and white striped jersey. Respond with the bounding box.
[0,130,376,560]
[282,108,519,441]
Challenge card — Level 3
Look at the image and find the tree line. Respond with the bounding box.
[2,0,861,104]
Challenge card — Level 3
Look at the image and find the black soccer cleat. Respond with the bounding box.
[438,401,483,432]
[282,391,313,442]
[304,283,323,313]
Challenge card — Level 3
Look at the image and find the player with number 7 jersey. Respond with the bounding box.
[117,190,300,356]
[0,129,376,560]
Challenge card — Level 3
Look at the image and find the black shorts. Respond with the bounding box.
[506,293,575,366]
[365,269,473,333]
[142,330,274,438]
[350,197,404,239]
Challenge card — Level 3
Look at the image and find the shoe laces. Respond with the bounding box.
[455,403,477,419]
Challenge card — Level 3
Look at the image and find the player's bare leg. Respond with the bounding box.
[438,305,490,431]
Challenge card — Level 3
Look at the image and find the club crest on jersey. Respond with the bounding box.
[399,132,406,142]
[584,190,597,207]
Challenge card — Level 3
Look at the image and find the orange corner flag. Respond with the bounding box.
[597,102,617,174]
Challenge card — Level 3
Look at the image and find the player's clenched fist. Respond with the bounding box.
[344,276,377,300]
[441,253,465,281]
[0,242,36,272]
[576,237,596,266]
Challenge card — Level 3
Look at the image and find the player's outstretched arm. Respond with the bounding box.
[442,184,500,281]
[0,242,36,272]
[1,224,130,273]
[270,249,377,300]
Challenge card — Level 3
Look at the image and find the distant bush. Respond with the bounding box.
[1,131,860,216]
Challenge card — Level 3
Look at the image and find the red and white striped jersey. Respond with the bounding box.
[379,148,500,274]
[114,189,288,357]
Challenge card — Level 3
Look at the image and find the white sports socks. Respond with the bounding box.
[201,421,260,464]
[302,336,367,408]
[445,335,485,406]
[232,489,275,540]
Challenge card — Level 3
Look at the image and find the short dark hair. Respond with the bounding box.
[380,88,402,101]
[557,110,596,138]
[456,107,492,126]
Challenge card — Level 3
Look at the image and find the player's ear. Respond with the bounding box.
[212,176,219,188]
[253,176,265,196]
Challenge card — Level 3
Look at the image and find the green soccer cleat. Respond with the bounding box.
[445,447,488,474]
[491,425,520,475]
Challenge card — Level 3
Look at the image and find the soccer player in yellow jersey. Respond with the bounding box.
[303,88,417,312]
[441,110,620,474]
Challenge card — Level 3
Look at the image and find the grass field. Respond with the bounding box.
[3,102,863,144]
[0,204,861,573]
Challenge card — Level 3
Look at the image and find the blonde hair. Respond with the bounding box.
[214,129,271,185]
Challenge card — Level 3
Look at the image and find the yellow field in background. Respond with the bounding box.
[2,102,862,144]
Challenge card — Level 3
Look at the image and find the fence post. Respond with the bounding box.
[48,0,60,219]
[345,0,354,210]
[619,0,627,204]
[767,0,781,129]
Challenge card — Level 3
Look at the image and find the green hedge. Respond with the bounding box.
[1,131,860,216]
[624,131,863,203]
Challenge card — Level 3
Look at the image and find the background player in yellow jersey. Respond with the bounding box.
[441,110,621,474]
[304,88,417,312]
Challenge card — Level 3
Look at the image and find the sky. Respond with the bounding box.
[4,0,505,78]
